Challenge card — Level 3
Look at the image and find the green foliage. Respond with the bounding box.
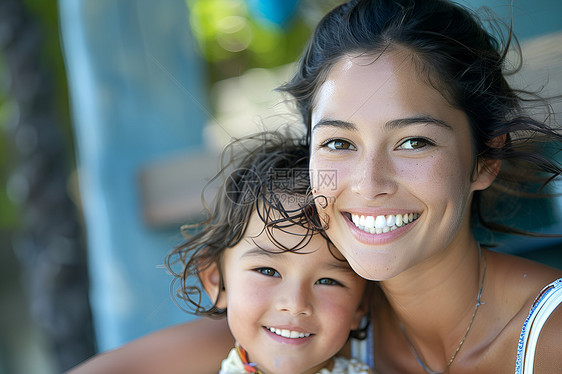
[186,0,312,82]
[0,93,20,229]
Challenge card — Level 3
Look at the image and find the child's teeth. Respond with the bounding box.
[268,327,310,339]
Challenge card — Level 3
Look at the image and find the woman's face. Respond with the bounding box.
[309,51,494,281]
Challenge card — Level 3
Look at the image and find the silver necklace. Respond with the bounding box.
[399,250,487,374]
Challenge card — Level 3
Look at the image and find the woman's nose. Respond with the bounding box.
[351,150,397,199]
[276,282,312,316]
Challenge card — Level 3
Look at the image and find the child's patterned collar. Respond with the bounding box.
[236,344,263,373]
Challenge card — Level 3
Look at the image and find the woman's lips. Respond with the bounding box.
[340,211,421,244]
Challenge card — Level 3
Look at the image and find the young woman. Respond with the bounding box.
[67,1,562,373]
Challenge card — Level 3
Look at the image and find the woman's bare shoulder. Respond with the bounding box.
[475,250,562,370]
[485,250,560,325]
[65,318,233,374]
[487,249,562,296]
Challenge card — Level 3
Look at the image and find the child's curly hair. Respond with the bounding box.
[166,131,325,317]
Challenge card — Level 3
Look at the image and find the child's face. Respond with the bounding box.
[216,212,367,374]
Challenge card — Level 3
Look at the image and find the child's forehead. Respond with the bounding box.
[244,209,349,258]
[244,209,317,246]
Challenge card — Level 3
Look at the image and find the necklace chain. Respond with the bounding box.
[399,249,487,374]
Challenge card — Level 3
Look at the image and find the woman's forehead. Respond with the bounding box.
[311,51,462,130]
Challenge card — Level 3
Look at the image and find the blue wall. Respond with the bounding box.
[59,0,206,351]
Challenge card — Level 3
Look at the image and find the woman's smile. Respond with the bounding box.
[348,212,420,234]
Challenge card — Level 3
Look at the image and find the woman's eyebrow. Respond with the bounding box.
[312,119,357,131]
[384,116,453,130]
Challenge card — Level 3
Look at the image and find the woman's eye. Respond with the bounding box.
[255,268,280,277]
[316,278,341,286]
[397,138,433,150]
[323,139,356,151]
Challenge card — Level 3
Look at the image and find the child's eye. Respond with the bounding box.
[396,137,434,150]
[254,267,280,277]
[316,278,342,286]
[321,139,357,151]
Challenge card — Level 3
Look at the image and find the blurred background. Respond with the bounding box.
[0,0,560,373]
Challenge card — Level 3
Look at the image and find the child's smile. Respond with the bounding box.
[265,326,311,339]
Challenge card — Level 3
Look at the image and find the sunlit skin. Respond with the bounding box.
[309,50,497,283]
[203,212,367,374]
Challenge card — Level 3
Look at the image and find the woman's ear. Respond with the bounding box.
[471,134,506,192]
[199,261,227,309]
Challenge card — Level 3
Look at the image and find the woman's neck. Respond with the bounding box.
[378,238,485,371]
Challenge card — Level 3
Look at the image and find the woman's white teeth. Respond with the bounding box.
[268,327,310,339]
[351,213,419,234]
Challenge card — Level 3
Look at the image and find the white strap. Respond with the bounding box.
[519,280,562,373]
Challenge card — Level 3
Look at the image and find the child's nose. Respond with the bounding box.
[276,282,312,316]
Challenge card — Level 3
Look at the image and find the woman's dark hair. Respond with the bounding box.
[280,0,562,237]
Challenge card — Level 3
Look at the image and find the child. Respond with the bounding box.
[166,133,373,374]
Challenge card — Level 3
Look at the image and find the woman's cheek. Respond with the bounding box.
[312,160,350,198]
[310,156,335,191]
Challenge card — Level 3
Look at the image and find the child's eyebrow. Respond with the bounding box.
[240,247,281,258]
[322,260,359,276]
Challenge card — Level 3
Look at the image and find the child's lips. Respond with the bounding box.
[264,326,312,339]
[263,327,314,345]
